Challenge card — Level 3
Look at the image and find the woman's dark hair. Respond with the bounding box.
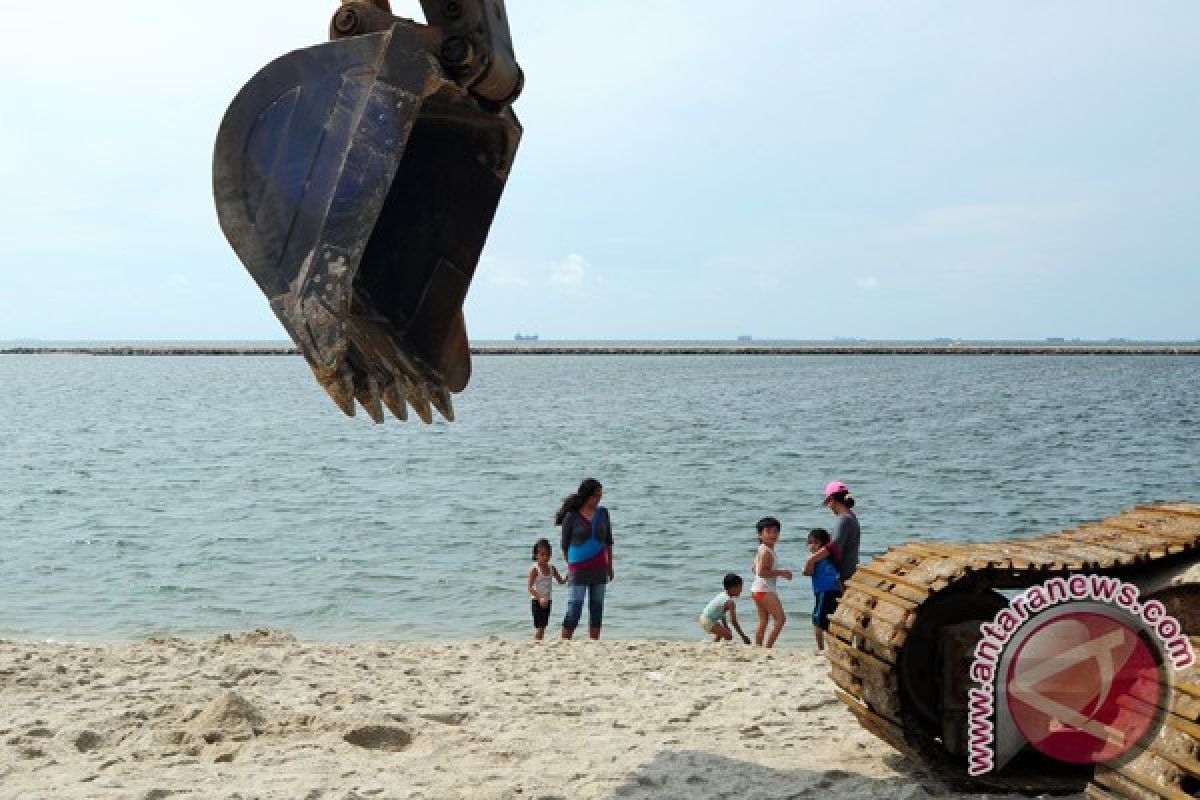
[554,478,602,525]
[829,490,856,509]
[532,538,552,560]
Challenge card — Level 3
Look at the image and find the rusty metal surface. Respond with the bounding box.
[828,503,1200,797]
[1091,659,1199,800]
[214,3,520,423]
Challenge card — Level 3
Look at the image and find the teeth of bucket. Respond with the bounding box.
[429,386,455,422]
[316,364,358,418]
[406,383,434,425]
[381,383,409,422]
[213,23,520,424]
[356,375,386,425]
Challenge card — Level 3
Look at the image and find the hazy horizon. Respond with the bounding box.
[4,336,1198,345]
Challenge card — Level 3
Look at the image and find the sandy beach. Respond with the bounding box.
[0,631,1067,800]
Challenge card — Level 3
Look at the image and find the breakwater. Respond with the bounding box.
[471,345,1200,356]
[3,345,1199,356]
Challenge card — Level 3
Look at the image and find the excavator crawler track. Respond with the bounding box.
[828,503,1200,797]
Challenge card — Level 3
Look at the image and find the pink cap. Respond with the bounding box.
[823,480,849,500]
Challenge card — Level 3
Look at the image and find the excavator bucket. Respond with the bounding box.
[213,18,520,423]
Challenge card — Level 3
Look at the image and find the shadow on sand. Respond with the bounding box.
[604,749,1082,800]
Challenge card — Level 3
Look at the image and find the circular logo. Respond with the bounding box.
[1005,611,1163,765]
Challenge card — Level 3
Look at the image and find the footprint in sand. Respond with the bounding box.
[794,695,839,712]
[342,725,413,752]
[212,748,240,763]
[71,730,105,752]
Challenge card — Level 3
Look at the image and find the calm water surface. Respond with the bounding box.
[1,354,1197,648]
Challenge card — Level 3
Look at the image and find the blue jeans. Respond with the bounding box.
[562,581,606,631]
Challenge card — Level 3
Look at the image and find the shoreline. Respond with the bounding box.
[2,344,1198,356]
[0,630,796,647]
[0,632,1034,799]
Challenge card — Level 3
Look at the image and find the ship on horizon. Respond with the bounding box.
[514,333,539,342]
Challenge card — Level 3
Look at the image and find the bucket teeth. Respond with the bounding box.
[407,383,434,424]
[326,314,455,424]
[318,366,357,417]
[357,375,386,424]
[430,386,455,422]
[382,383,409,421]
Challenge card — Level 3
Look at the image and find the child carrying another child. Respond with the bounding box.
[803,528,841,652]
[528,538,566,640]
[699,574,751,643]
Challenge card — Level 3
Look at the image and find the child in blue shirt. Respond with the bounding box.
[803,528,842,652]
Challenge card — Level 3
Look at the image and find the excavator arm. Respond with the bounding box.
[213,0,522,423]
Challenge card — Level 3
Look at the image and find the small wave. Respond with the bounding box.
[154,584,208,595]
[287,602,343,618]
[350,572,407,581]
[70,537,143,548]
[198,605,247,615]
[207,535,254,544]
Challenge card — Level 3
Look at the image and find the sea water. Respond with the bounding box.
[1,353,1197,647]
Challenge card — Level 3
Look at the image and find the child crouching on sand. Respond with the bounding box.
[803,528,841,652]
[699,573,751,643]
[528,538,566,640]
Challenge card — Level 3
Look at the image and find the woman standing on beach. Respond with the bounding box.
[556,478,614,640]
[823,481,860,584]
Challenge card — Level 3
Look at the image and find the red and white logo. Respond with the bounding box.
[966,575,1193,776]
[1005,611,1162,765]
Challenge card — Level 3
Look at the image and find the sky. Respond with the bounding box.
[1,1,1197,342]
